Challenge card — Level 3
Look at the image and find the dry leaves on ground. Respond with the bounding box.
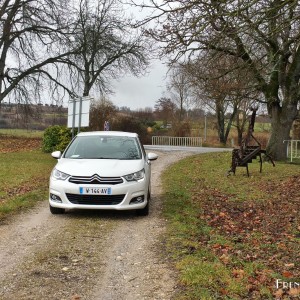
[0,136,41,153]
[193,175,300,298]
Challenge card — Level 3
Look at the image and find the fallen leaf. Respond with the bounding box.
[219,254,230,264]
[219,288,228,295]
[274,288,284,298]
[284,263,295,268]
[282,271,293,278]
[288,288,300,296]
[232,269,245,278]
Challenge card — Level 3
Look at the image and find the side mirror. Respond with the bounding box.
[51,151,62,159]
[147,152,158,161]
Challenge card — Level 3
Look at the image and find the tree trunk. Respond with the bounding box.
[266,103,298,160]
[216,101,237,145]
[224,104,238,144]
[217,110,226,144]
[236,111,247,146]
[218,124,226,144]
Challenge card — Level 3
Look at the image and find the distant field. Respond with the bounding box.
[0,129,44,138]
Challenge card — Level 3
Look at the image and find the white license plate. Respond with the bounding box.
[79,187,112,195]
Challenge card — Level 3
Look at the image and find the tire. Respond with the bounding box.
[136,201,149,216]
[49,204,65,214]
[136,190,150,216]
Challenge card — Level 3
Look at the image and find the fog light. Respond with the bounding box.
[50,193,62,203]
[130,195,145,204]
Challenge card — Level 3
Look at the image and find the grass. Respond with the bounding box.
[0,133,299,299]
[0,128,44,138]
[0,150,55,219]
[255,122,271,133]
[162,152,300,299]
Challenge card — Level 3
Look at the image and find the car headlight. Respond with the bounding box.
[51,168,70,181]
[124,169,145,181]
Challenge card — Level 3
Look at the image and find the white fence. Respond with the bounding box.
[285,140,300,162]
[152,136,203,147]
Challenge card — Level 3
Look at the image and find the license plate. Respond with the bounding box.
[79,187,112,195]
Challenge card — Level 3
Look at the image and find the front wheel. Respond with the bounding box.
[49,204,65,214]
[136,201,149,216]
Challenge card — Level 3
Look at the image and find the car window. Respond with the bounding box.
[64,136,142,160]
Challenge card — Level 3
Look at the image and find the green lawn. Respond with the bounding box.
[0,150,55,219]
[162,152,300,299]
[1,144,299,299]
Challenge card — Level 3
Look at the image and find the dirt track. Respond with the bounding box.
[0,150,194,300]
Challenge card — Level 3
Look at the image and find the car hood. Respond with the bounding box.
[55,158,144,177]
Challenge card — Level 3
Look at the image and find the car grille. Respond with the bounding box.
[68,174,123,185]
[66,193,125,205]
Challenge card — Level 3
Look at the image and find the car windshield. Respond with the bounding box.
[64,135,142,160]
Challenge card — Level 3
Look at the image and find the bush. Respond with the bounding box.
[111,116,151,144]
[172,121,191,137]
[42,125,72,153]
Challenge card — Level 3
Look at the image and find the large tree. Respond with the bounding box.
[0,0,149,105]
[137,0,300,160]
[64,0,149,97]
[0,0,79,104]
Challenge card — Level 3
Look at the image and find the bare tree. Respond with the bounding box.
[135,0,300,160]
[184,54,259,144]
[167,64,194,121]
[64,0,150,97]
[0,0,80,104]
[0,0,150,108]
[89,97,117,130]
[154,97,176,126]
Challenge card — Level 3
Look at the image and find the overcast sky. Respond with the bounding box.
[69,2,168,111]
[109,1,169,110]
[111,59,168,110]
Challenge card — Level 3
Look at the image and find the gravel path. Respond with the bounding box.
[0,150,194,300]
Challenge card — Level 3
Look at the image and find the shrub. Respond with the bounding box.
[172,121,191,137]
[42,125,72,153]
[89,99,117,131]
[111,116,151,144]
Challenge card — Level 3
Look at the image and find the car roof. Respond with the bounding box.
[76,131,138,138]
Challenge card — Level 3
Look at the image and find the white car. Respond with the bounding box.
[49,131,158,216]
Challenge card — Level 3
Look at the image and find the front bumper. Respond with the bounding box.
[49,177,149,211]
